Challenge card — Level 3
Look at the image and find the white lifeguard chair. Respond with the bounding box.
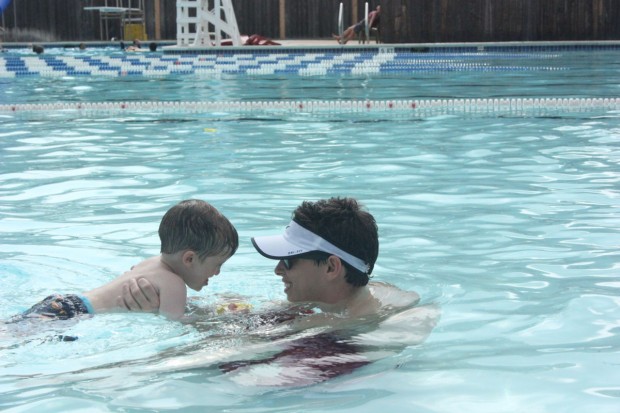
[176,0,242,47]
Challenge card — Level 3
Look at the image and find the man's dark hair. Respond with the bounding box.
[292,197,378,286]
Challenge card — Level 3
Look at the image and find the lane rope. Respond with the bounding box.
[1,98,618,117]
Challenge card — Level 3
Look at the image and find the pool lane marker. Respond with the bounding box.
[0,52,570,77]
[1,98,618,116]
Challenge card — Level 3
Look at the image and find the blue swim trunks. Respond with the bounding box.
[13,294,94,321]
[354,21,365,34]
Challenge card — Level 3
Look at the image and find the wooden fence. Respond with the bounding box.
[0,0,375,42]
[382,0,620,43]
[0,0,618,43]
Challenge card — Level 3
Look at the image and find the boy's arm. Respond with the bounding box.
[156,277,187,320]
[119,278,160,312]
[119,277,185,320]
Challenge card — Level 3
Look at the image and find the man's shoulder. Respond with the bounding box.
[369,281,420,308]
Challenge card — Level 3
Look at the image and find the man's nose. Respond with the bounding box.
[274,260,286,275]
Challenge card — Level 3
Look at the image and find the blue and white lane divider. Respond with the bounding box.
[0,52,565,77]
[1,98,618,117]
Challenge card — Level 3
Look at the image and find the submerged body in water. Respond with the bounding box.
[2,282,438,389]
[149,282,439,387]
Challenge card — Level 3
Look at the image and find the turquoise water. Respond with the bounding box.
[0,48,619,412]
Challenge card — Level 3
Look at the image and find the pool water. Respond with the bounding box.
[0,47,619,412]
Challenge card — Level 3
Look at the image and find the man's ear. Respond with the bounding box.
[325,255,345,280]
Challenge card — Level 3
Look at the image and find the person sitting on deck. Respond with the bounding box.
[243,34,280,46]
[333,5,380,45]
[220,34,281,46]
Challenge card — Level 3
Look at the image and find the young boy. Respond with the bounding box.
[11,199,238,322]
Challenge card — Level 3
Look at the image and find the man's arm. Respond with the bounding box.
[368,11,379,28]
[117,278,160,312]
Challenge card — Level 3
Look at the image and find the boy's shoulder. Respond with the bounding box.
[123,256,183,289]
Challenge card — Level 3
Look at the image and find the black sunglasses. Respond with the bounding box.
[281,251,331,270]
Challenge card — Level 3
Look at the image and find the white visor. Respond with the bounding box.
[251,221,370,274]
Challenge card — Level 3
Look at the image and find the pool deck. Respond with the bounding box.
[254,38,620,51]
[282,39,620,47]
[3,38,620,51]
[0,39,337,49]
[166,39,620,54]
[276,39,340,47]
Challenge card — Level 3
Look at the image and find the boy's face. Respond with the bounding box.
[185,252,230,292]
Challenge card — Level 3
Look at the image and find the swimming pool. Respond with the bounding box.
[1,44,619,412]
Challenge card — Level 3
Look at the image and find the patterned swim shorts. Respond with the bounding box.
[15,294,93,321]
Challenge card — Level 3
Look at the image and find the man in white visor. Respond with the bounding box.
[245,196,434,324]
[250,197,388,316]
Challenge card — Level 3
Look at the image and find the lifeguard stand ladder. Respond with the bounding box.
[176,0,242,47]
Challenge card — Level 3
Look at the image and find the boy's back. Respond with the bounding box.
[84,256,188,320]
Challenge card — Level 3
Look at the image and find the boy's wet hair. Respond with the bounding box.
[159,199,238,259]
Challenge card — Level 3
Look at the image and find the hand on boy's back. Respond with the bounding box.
[118,278,160,312]
[120,279,253,316]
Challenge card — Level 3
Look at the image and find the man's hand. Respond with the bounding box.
[117,278,160,312]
